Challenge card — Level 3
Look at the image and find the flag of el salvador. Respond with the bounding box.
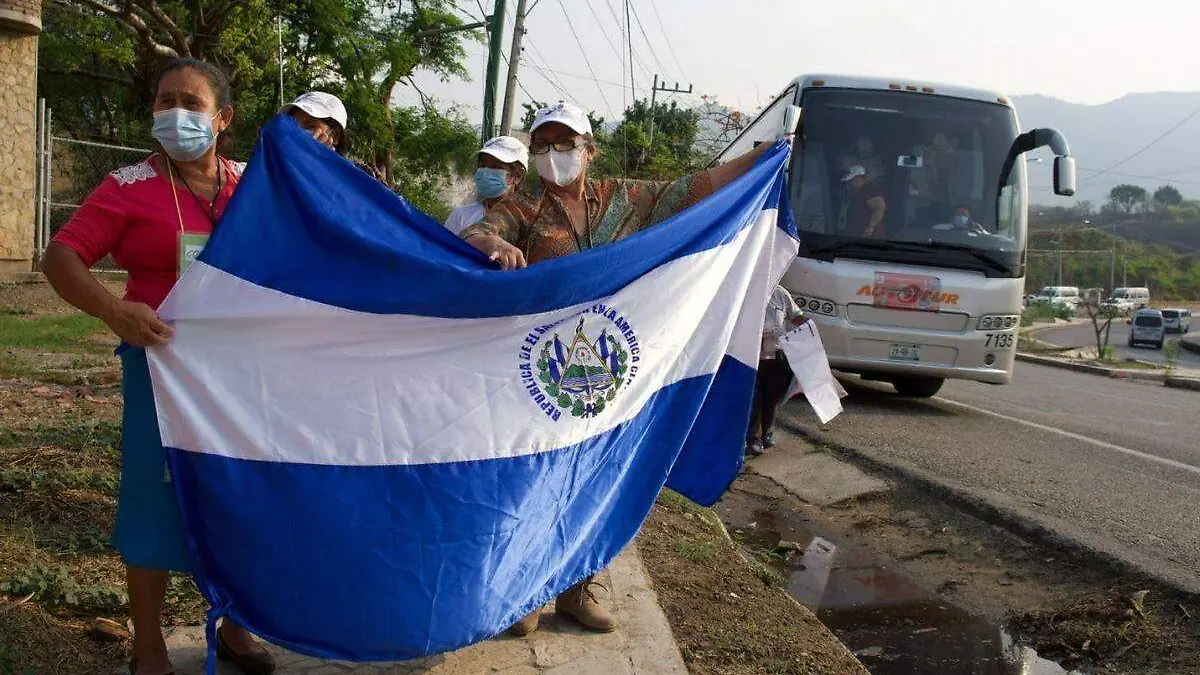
[147,115,799,666]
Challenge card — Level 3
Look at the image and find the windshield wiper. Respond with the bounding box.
[803,239,1015,275]
[919,241,1013,274]
[804,240,895,257]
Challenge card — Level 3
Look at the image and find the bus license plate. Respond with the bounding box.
[889,344,921,361]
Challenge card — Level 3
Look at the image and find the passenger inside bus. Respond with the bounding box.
[837,165,887,238]
[837,136,885,182]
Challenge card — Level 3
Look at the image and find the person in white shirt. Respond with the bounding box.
[444,136,529,236]
[748,285,807,456]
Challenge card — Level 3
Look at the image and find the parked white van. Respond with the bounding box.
[1032,286,1080,312]
[1106,287,1150,314]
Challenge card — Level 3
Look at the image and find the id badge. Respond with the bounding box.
[178,233,210,274]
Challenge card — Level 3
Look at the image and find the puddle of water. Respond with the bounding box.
[718,501,1080,675]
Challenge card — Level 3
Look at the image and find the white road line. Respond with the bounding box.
[933,397,1200,478]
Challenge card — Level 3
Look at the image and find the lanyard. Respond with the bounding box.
[166,156,225,228]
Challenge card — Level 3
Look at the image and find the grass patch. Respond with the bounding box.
[0,561,127,613]
[0,419,122,453]
[0,314,110,353]
[746,558,785,587]
[673,535,718,564]
[1021,303,1075,326]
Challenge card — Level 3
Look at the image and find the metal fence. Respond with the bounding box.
[34,99,155,265]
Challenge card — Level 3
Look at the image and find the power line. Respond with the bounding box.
[625,0,636,107]
[523,35,575,98]
[1079,102,1200,184]
[582,1,625,68]
[627,1,672,81]
[645,0,690,84]
[602,0,652,86]
[553,0,618,120]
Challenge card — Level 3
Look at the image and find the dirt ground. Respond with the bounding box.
[637,491,868,675]
[715,468,1200,675]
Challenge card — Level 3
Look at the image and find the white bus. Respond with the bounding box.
[715,75,1076,396]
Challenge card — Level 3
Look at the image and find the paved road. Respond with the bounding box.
[1036,321,1200,369]
[780,363,1200,593]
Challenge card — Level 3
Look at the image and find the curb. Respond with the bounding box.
[1181,337,1200,357]
[776,416,1200,595]
[1015,352,1166,381]
[1165,376,1200,392]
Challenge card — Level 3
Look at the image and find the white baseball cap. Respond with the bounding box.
[280,92,349,132]
[479,135,529,170]
[530,101,592,137]
[842,165,867,181]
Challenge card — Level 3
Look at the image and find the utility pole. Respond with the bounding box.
[1056,227,1063,286]
[498,0,529,136]
[647,76,693,151]
[1110,222,1117,293]
[277,16,285,107]
[480,0,508,144]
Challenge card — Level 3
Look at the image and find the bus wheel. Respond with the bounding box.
[891,376,945,398]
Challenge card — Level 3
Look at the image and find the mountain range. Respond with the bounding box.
[1013,92,1200,206]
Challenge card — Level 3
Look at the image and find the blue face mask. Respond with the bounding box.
[152,108,219,162]
[954,214,969,228]
[474,167,511,199]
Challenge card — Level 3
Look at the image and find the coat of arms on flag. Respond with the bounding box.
[530,310,636,419]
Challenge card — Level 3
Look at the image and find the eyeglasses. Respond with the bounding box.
[529,138,587,155]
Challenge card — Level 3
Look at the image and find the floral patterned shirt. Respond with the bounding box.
[460,171,716,263]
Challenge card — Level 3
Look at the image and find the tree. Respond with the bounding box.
[1153,185,1184,209]
[40,0,475,177]
[1079,298,1117,362]
[519,99,700,181]
[388,105,478,222]
[1108,184,1148,214]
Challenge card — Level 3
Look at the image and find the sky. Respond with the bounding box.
[396,0,1200,124]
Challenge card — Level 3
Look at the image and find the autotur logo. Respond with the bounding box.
[518,304,641,420]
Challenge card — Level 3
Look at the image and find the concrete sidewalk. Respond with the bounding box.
[158,549,687,675]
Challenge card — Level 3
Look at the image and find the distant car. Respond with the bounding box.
[1161,308,1192,334]
[1128,309,1165,349]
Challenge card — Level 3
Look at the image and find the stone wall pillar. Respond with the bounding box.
[0,0,41,277]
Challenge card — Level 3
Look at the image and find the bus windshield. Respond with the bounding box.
[791,88,1025,277]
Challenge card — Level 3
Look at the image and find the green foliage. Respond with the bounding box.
[520,97,703,181]
[1163,340,1181,368]
[1022,302,1074,324]
[0,563,126,612]
[388,105,479,221]
[1153,185,1184,209]
[1026,226,1200,300]
[0,420,122,454]
[672,535,717,564]
[41,0,479,210]
[0,314,108,353]
[1108,184,1149,214]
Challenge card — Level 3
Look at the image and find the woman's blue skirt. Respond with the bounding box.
[113,346,191,572]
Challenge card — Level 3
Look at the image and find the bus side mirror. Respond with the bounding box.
[1053,156,1076,197]
[782,105,802,136]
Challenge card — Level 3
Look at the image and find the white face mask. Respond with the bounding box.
[536,147,585,186]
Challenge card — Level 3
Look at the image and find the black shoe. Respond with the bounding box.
[216,628,276,675]
[763,432,776,449]
[746,439,765,456]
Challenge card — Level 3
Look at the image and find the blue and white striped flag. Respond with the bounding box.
[147,116,798,665]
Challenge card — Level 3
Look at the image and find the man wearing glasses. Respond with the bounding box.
[460,102,785,636]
